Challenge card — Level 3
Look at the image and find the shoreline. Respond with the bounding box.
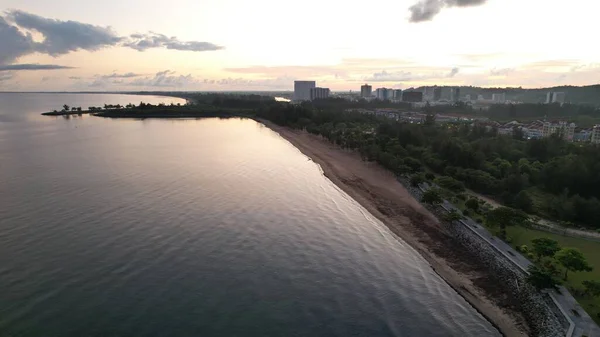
[260,120,529,337]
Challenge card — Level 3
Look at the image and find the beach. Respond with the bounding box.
[262,120,530,337]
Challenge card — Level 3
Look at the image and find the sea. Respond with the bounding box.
[0,93,500,337]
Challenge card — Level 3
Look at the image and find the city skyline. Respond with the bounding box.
[1,0,600,91]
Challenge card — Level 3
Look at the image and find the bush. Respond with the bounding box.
[435,176,465,193]
[456,194,467,201]
[425,172,435,181]
[465,198,479,211]
[462,209,470,216]
[410,174,426,187]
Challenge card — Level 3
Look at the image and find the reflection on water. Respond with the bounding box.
[0,93,499,337]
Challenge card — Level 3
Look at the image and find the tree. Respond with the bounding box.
[514,190,534,213]
[442,209,463,223]
[424,113,436,126]
[76,107,82,112]
[410,174,425,187]
[526,265,561,291]
[555,248,593,281]
[435,176,465,193]
[63,104,70,111]
[422,189,443,205]
[465,198,479,212]
[531,238,561,261]
[486,207,530,240]
[582,280,600,297]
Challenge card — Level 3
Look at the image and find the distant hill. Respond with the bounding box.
[415,85,600,106]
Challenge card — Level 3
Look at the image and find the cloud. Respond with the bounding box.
[128,70,199,87]
[123,32,223,52]
[0,10,223,68]
[0,16,35,64]
[365,67,459,82]
[447,67,459,77]
[409,0,487,22]
[490,67,514,76]
[0,72,14,81]
[68,76,81,80]
[7,10,122,56]
[367,70,415,82]
[0,63,74,71]
[100,72,141,79]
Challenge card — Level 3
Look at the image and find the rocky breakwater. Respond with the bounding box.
[399,177,567,337]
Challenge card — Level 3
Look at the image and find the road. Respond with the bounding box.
[421,183,600,337]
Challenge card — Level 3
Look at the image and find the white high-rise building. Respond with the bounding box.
[553,92,566,104]
[450,87,461,102]
[375,88,393,100]
[546,92,566,104]
[294,81,316,101]
[591,125,600,144]
[393,89,403,101]
[492,93,506,103]
[361,84,372,98]
[310,87,330,100]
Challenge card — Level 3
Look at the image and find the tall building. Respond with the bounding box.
[553,92,566,104]
[465,94,472,101]
[294,81,316,101]
[361,84,372,98]
[492,93,506,103]
[546,92,566,104]
[423,87,434,101]
[394,89,403,101]
[402,91,423,103]
[310,87,330,100]
[376,88,393,100]
[591,125,600,144]
[433,87,442,101]
[542,121,575,142]
[450,87,461,102]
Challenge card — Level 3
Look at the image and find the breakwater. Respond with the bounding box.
[399,177,568,337]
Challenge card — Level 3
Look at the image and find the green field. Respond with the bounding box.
[506,226,600,323]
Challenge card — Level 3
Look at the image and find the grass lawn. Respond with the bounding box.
[506,225,600,323]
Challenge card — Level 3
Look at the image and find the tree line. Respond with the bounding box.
[252,100,600,229]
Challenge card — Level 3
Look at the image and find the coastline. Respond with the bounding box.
[260,120,529,337]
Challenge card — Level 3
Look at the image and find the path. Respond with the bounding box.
[466,190,600,242]
[423,183,600,337]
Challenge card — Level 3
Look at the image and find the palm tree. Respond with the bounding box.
[63,104,70,111]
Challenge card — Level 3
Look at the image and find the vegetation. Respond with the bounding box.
[531,238,561,261]
[485,207,530,240]
[442,209,463,223]
[582,280,600,298]
[251,98,600,230]
[526,265,561,291]
[555,248,593,281]
[422,189,443,205]
[507,226,600,322]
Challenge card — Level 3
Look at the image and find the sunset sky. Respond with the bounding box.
[1,0,599,91]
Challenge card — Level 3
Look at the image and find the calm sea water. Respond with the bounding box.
[0,93,500,337]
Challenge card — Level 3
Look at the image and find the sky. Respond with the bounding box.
[1,0,599,91]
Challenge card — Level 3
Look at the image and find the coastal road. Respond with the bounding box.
[419,183,600,337]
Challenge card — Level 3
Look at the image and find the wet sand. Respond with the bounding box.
[262,120,529,337]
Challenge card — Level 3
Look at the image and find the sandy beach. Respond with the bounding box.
[262,120,529,337]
